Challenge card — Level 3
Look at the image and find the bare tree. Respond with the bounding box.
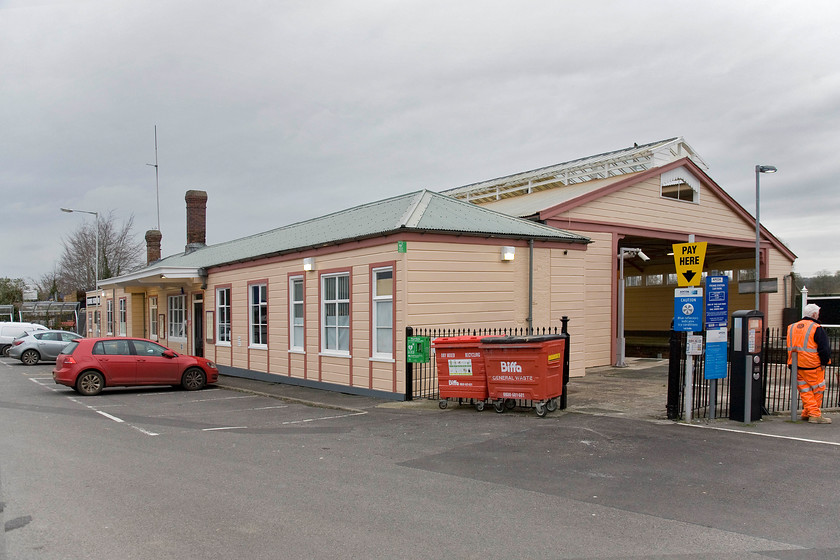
[37,267,66,301]
[58,211,145,293]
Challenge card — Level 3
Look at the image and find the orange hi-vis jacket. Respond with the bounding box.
[787,319,826,370]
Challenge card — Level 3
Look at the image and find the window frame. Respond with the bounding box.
[118,297,127,336]
[289,276,304,352]
[216,286,231,346]
[106,299,114,335]
[168,294,187,341]
[321,271,351,356]
[371,266,394,360]
[248,281,268,348]
[149,296,158,339]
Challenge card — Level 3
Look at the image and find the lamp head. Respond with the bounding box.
[756,165,777,174]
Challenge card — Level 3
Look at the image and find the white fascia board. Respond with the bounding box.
[102,266,204,287]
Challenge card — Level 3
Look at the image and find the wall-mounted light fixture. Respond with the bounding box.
[501,246,515,261]
[303,257,315,271]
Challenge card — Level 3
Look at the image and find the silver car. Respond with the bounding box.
[9,330,83,365]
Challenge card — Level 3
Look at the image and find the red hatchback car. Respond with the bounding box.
[53,337,219,396]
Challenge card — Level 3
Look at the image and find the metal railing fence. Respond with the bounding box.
[676,328,840,419]
[406,323,569,404]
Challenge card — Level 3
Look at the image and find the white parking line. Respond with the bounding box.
[28,377,161,436]
[280,411,368,425]
[24,373,367,435]
[96,410,125,423]
[682,422,840,446]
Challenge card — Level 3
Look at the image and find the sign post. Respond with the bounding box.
[672,240,707,422]
[674,287,703,421]
[704,275,729,419]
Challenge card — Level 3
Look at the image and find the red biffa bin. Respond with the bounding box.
[433,336,492,411]
[480,335,565,417]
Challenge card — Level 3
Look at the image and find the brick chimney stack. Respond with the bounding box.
[185,189,208,253]
[145,229,162,265]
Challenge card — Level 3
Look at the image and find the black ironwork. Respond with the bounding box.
[405,322,569,404]
[673,327,840,419]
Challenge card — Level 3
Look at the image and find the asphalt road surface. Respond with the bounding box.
[3,358,840,559]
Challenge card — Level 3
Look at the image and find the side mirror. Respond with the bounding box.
[163,349,177,359]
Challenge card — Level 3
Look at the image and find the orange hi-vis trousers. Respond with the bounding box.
[798,366,826,418]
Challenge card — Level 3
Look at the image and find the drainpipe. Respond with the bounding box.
[528,239,534,335]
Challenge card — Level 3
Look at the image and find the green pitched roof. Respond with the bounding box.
[103,190,588,285]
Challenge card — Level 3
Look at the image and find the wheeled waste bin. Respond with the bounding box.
[433,336,492,411]
[480,335,565,416]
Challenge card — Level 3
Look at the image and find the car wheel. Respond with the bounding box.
[0,345,9,357]
[75,371,105,396]
[181,368,206,391]
[20,349,40,366]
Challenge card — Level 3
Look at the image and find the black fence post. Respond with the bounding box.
[667,323,681,420]
[560,316,570,410]
[405,326,414,401]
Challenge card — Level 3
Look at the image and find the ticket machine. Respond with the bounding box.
[729,310,764,422]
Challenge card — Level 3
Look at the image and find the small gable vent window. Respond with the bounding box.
[660,167,700,203]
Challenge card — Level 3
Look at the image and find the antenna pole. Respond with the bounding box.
[146,125,161,231]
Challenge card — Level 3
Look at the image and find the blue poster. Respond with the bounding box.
[674,288,703,332]
[704,328,728,379]
[705,276,729,329]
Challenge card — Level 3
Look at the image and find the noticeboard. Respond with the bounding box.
[407,336,430,363]
[705,275,729,329]
[674,287,703,332]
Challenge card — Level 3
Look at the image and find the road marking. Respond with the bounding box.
[130,425,160,436]
[280,411,368,425]
[203,426,247,431]
[28,377,160,436]
[96,410,125,423]
[682,422,840,446]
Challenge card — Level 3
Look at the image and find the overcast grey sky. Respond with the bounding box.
[2,0,839,285]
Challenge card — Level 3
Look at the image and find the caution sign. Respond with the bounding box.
[672,242,707,287]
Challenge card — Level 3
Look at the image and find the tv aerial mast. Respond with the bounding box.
[146,125,161,231]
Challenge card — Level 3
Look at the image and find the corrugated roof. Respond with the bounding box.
[103,190,589,285]
[479,175,630,218]
[441,137,706,206]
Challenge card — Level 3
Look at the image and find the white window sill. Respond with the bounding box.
[319,351,351,359]
[369,356,395,363]
[288,349,305,355]
[216,342,231,347]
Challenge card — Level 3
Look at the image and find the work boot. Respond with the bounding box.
[808,415,832,424]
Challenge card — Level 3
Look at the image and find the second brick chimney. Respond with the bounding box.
[185,189,208,254]
[145,229,162,265]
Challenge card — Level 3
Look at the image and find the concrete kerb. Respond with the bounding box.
[217,383,367,414]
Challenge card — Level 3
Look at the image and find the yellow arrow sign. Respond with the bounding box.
[672,242,707,286]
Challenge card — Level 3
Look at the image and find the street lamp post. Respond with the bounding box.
[754,165,777,310]
[61,207,99,290]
